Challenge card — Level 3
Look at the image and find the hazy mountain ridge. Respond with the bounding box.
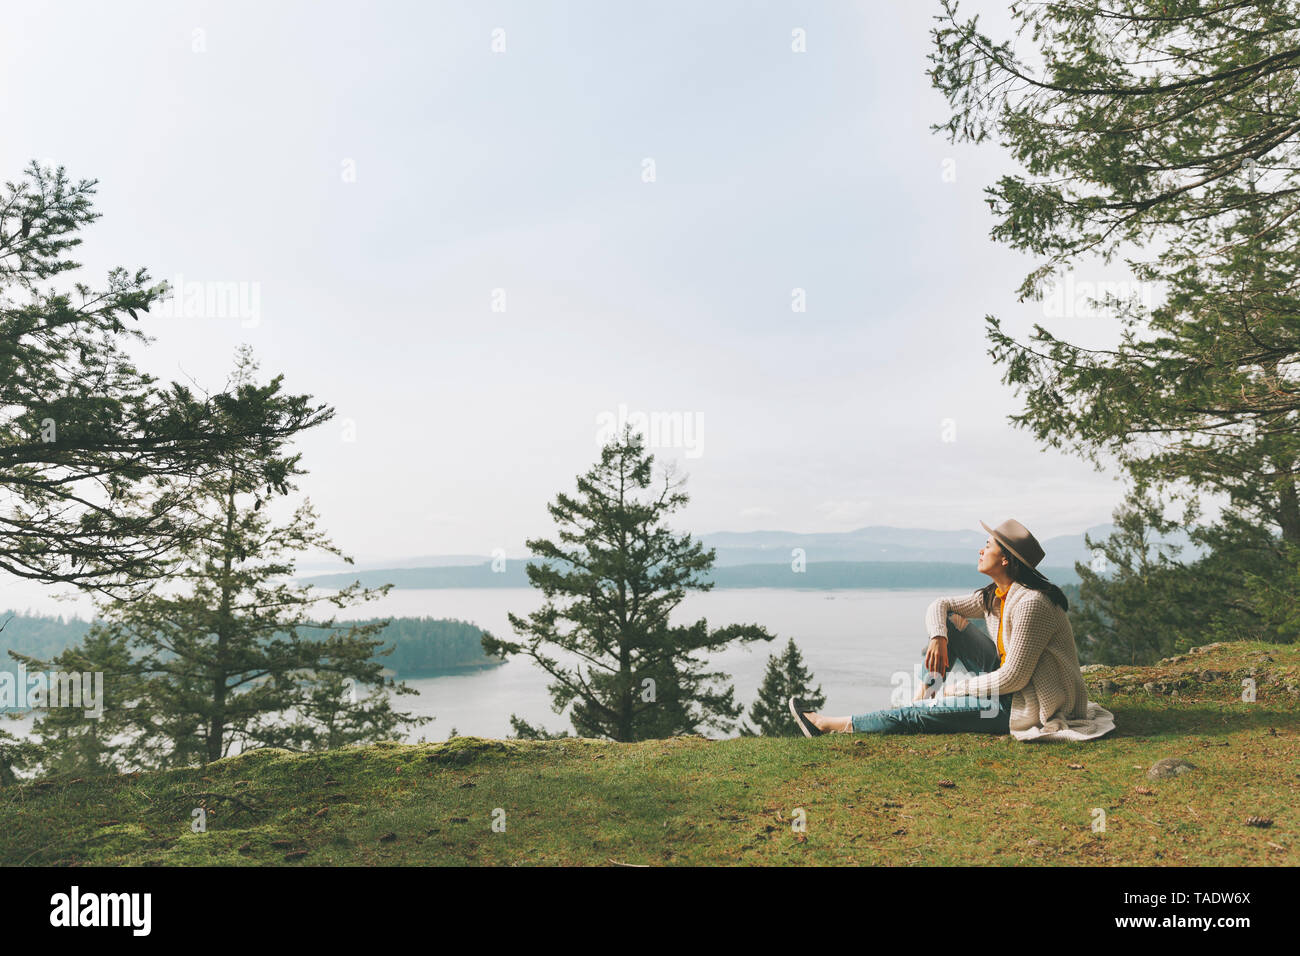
[697,525,1117,567]
[298,523,1204,578]
[295,520,1206,587]
[299,560,1084,590]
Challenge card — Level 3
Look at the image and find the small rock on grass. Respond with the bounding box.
[1148,757,1197,779]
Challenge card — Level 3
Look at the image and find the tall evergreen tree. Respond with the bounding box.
[15,348,429,772]
[1,162,332,600]
[741,638,825,737]
[929,2,1300,644]
[482,425,776,741]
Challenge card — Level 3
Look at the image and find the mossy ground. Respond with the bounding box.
[1,641,1295,866]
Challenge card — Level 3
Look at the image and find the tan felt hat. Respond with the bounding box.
[980,518,1046,569]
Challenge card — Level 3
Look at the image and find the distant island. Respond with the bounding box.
[0,610,501,711]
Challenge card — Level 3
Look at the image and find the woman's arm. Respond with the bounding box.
[944,592,1056,698]
[924,591,986,640]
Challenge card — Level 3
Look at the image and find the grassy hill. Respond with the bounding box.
[1,640,1295,866]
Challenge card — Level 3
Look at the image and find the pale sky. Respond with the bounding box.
[1,0,1136,566]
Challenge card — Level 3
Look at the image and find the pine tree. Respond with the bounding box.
[483,425,776,741]
[741,638,826,737]
[930,4,1300,641]
[16,348,430,772]
[0,162,332,599]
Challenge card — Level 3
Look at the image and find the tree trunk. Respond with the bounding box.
[616,640,632,742]
[1278,473,1300,544]
[616,452,632,742]
[206,470,238,763]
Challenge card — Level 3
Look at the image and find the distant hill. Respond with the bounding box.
[696,524,1139,567]
[302,564,537,589]
[710,561,1080,589]
[291,554,495,574]
[295,522,1206,590]
[300,560,1083,590]
[0,609,93,661]
[295,523,1202,579]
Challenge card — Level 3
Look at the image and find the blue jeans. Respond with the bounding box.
[850,616,1013,734]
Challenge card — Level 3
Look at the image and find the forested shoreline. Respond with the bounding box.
[0,609,499,697]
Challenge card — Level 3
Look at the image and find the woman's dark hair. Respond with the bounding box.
[979,545,1069,614]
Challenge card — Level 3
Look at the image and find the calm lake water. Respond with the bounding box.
[0,587,963,742]
[329,587,948,740]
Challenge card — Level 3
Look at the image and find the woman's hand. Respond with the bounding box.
[925,636,949,676]
[948,611,969,631]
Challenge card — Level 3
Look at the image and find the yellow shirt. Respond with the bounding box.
[995,584,1010,665]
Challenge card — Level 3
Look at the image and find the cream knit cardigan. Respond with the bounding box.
[926,582,1116,742]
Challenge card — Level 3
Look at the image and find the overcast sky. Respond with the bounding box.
[2,0,1139,566]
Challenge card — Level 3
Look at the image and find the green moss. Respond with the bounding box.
[422,736,522,767]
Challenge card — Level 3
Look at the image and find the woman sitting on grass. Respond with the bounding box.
[791,518,1115,742]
